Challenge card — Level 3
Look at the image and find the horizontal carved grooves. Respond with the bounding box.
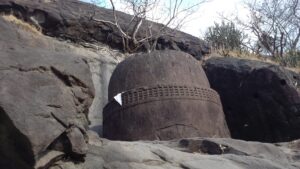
[122,85,221,107]
[122,85,221,106]
[103,85,222,119]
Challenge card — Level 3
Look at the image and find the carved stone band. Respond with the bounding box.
[111,85,222,109]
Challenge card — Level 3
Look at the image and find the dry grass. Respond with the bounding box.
[204,49,300,73]
[285,66,300,73]
[1,14,41,35]
[205,49,278,65]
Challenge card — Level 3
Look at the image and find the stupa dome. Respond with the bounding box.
[103,50,230,140]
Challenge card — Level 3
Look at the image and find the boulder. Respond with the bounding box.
[0,13,95,168]
[0,109,34,169]
[0,0,209,59]
[203,57,300,142]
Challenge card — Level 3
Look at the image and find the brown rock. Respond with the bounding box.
[103,50,230,140]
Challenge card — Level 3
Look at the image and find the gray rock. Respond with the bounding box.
[50,137,300,169]
[67,127,88,155]
[0,0,209,59]
[35,151,64,169]
[0,15,95,168]
[0,108,34,169]
[87,52,119,135]
[1,1,299,169]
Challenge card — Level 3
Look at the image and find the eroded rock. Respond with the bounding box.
[0,14,94,168]
[0,0,209,59]
[48,137,300,169]
[203,57,300,142]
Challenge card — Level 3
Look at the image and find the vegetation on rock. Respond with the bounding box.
[209,0,300,68]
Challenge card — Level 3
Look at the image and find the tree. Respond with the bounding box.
[90,0,207,52]
[205,21,246,56]
[237,0,300,58]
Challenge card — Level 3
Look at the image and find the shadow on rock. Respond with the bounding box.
[0,107,34,169]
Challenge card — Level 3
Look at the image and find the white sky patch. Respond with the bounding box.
[80,0,250,38]
[183,0,249,37]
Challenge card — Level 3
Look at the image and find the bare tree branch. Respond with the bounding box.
[90,0,208,52]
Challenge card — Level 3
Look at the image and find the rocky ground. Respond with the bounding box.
[47,131,300,169]
[0,0,299,169]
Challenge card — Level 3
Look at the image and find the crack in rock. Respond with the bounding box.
[1,65,49,73]
[47,104,62,108]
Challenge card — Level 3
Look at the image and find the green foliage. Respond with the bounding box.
[205,21,246,56]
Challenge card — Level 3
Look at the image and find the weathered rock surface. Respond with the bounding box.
[0,108,35,169]
[103,50,230,141]
[87,49,120,135]
[1,0,300,168]
[203,57,300,142]
[46,134,300,169]
[0,14,99,168]
[0,0,209,59]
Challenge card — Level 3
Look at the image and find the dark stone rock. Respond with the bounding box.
[203,57,300,142]
[0,108,34,169]
[179,138,248,155]
[0,13,94,167]
[103,50,230,140]
[0,0,209,59]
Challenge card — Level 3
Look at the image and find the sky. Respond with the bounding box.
[80,0,249,38]
[182,0,248,37]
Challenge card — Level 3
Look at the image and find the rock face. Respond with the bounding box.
[203,57,300,142]
[0,14,97,168]
[0,108,35,169]
[0,0,209,59]
[1,0,300,168]
[103,51,230,141]
[0,12,123,167]
[0,0,211,133]
[87,51,119,134]
[48,134,300,169]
